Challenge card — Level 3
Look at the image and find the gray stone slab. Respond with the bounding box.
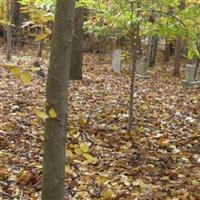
[185,64,196,82]
[136,57,149,78]
[136,74,150,79]
[195,66,200,80]
[182,64,200,87]
[112,49,121,73]
[182,80,200,87]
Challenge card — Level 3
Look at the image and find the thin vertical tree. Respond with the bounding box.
[42,1,76,200]
[128,0,139,135]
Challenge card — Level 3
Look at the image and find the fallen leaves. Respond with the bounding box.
[48,108,57,118]
[80,142,89,153]
[34,108,58,119]
[2,64,32,85]
[101,189,115,199]
[82,153,98,164]
[34,108,48,119]
[68,142,98,164]
[17,171,39,187]
[20,72,32,85]
[0,166,10,181]
[1,52,200,199]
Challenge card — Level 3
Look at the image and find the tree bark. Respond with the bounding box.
[128,1,138,135]
[194,58,199,80]
[164,40,174,62]
[173,0,185,76]
[12,0,22,47]
[36,41,43,58]
[6,0,22,61]
[173,36,182,76]
[147,36,158,67]
[42,1,76,200]
[6,0,13,61]
[70,7,84,80]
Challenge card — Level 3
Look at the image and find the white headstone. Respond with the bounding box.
[112,49,122,73]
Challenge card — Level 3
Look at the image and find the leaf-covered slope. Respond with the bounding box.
[0,52,200,199]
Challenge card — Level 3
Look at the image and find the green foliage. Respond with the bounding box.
[19,0,55,41]
[79,0,200,59]
[0,0,199,59]
[0,0,9,26]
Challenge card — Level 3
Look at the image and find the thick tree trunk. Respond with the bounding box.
[6,23,12,61]
[12,0,22,47]
[147,36,158,67]
[173,36,182,76]
[147,8,158,67]
[6,0,13,61]
[173,0,185,76]
[70,7,84,80]
[42,1,76,200]
[164,40,174,62]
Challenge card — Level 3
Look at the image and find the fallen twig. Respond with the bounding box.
[0,180,8,187]
[20,189,24,200]
[0,191,13,199]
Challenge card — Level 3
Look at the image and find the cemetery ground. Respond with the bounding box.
[0,47,200,200]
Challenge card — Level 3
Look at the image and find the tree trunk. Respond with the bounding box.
[6,0,13,61]
[173,0,185,76]
[147,36,158,67]
[194,58,200,80]
[42,1,76,200]
[6,0,21,60]
[173,36,182,76]
[164,40,174,62]
[12,0,22,47]
[36,41,43,58]
[128,1,138,135]
[70,7,84,80]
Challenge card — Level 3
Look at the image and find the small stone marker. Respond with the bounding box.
[112,49,122,73]
[195,65,200,80]
[136,57,149,78]
[182,64,200,87]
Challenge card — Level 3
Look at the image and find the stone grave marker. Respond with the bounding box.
[182,64,200,87]
[112,49,122,73]
[136,57,149,78]
[195,65,200,80]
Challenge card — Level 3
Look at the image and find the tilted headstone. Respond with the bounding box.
[112,49,122,73]
[195,66,200,80]
[185,64,195,82]
[182,64,200,87]
[136,57,149,78]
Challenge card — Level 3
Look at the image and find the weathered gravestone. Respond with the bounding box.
[112,49,122,73]
[195,65,200,80]
[136,57,149,78]
[182,64,200,87]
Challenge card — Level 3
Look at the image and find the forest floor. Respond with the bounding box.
[0,47,200,200]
